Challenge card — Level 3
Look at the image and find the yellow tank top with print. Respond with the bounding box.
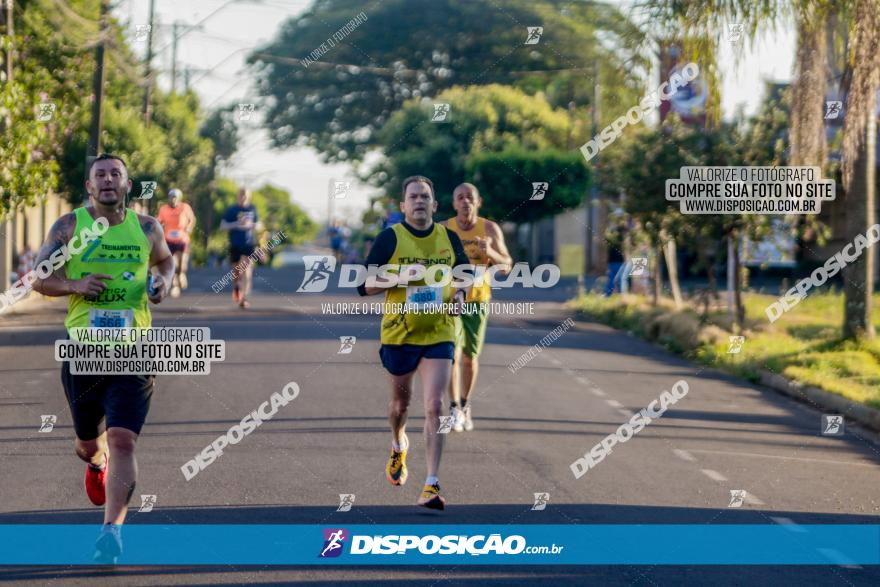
[380,223,456,346]
[446,216,491,302]
[65,207,152,338]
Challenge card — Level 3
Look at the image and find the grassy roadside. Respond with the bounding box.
[568,292,880,410]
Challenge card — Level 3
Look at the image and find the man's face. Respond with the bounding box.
[87,159,131,207]
[168,194,179,207]
[453,186,480,216]
[238,189,251,206]
[401,181,436,223]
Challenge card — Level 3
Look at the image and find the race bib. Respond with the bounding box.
[406,285,442,311]
[89,309,134,329]
[169,230,182,240]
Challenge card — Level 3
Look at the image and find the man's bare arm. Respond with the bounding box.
[140,215,175,302]
[486,221,512,271]
[31,213,95,297]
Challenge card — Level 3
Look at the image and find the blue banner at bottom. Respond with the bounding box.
[0,525,878,565]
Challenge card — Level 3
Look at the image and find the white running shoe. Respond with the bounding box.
[451,406,465,432]
[463,405,474,431]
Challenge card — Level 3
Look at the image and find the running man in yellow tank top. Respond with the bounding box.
[32,154,175,563]
[443,183,512,432]
[357,176,471,510]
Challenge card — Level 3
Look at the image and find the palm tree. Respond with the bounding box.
[636,0,879,339]
[840,0,880,339]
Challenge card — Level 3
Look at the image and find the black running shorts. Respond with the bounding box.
[61,362,155,439]
[379,342,455,376]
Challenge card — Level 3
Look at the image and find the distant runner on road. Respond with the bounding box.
[443,183,512,432]
[31,153,174,564]
[220,187,262,309]
[358,175,471,510]
[157,188,195,298]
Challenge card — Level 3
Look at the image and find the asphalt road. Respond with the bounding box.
[1,264,879,586]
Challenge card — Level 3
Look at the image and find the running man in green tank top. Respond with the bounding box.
[32,154,175,563]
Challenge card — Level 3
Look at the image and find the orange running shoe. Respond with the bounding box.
[85,455,107,506]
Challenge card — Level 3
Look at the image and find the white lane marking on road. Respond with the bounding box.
[575,376,591,385]
[770,517,807,532]
[617,409,634,418]
[562,368,575,377]
[816,548,862,569]
[590,388,606,397]
[549,357,562,366]
[687,449,879,468]
[673,449,696,462]
[700,469,728,482]
[605,399,623,408]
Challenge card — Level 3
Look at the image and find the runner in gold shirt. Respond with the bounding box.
[443,183,512,432]
[357,175,471,510]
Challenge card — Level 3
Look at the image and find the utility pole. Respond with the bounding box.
[171,21,178,92]
[586,59,600,277]
[142,0,155,126]
[170,21,202,93]
[87,0,110,161]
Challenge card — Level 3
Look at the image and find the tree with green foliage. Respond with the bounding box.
[637,0,879,339]
[600,116,775,327]
[465,148,588,224]
[376,84,578,214]
[249,0,646,163]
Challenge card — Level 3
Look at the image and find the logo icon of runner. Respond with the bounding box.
[39,415,57,433]
[338,336,356,354]
[525,26,543,45]
[319,529,348,558]
[298,256,337,292]
[337,494,355,512]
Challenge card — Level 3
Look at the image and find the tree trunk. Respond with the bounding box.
[789,13,828,167]
[726,237,735,320]
[652,244,662,305]
[841,0,880,340]
[732,234,745,332]
[663,238,683,309]
[843,107,877,339]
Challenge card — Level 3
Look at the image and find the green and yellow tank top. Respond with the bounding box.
[381,223,456,346]
[65,207,151,336]
[447,216,491,302]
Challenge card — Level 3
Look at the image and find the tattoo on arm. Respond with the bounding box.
[35,214,75,266]
[140,218,155,237]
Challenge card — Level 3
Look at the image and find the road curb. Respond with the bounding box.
[758,370,880,433]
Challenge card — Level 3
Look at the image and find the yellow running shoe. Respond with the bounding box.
[417,483,445,510]
[385,433,409,486]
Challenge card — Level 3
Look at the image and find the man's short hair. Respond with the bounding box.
[168,188,182,198]
[88,153,128,176]
[402,175,434,198]
[454,182,480,198]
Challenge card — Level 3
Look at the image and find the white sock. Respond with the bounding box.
[425,475,439,486]
[392,435,408,452]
